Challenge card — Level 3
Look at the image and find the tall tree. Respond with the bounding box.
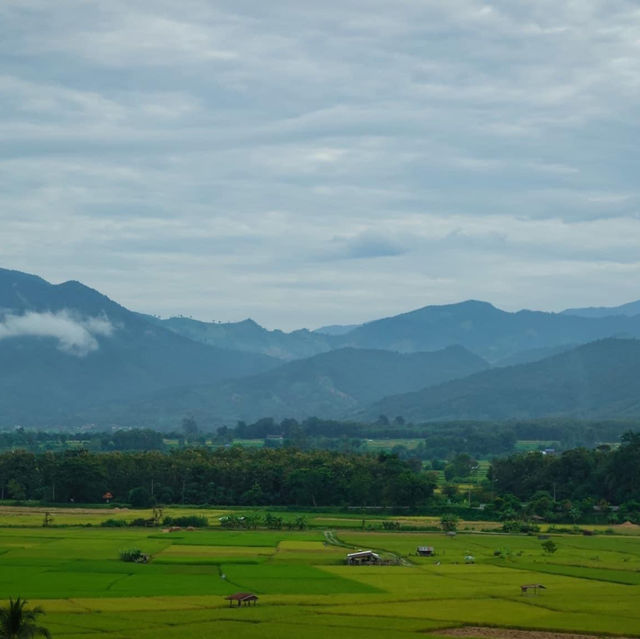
[0,597,51,639]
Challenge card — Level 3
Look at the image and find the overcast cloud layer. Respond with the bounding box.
[2,1,640,329]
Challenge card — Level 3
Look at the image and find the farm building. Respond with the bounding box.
[346,550,380,565]
[417,546,434,556]
[225,592,259,607]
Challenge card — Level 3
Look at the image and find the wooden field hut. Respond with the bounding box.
[346,550,380,565]
[225,592,259,607]
[520,584,546,595]
[417,546,434,556]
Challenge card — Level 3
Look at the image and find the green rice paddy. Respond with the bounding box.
[1,507,640,638]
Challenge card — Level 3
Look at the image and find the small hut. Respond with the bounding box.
[346,550,381,565]
[225,592,259,607]
[520,584,546,595]
[417,546,434,557]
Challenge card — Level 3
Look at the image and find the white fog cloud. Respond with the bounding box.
[0,310,115,356]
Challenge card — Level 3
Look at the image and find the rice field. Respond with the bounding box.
[1,511,640,638]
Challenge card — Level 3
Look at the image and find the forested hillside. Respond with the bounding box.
[0,269,279,426]
[368,339,640,422]
[110,345,488,426]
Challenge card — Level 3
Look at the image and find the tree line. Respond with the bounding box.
[2,417,636,460]
[490,431,640,518]
[0,447,436,508]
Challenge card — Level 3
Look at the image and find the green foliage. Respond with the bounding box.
[162,515,208,528]
[128,486,153,508]
[440,513,459,531]
[101,518,128,527]
[0,446,436,508]
[181,416,199,438]
[491,431,640,511]
[444,454,477,481]
[542,539,558,554]
[6,479,25,501]
[119,548,147,563]
[264,513,283,529]
[502,520,539,534]
[0,597,50,639]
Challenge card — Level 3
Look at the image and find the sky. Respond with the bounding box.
[2,0,640,330]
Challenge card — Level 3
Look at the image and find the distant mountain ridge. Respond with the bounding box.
[110,345,489,427]
[334,300,640,362]
[144,315,336,360]
[313,323,361,336]
[149,298,640,365]
[3,266,640,428]
[561,300,640,319]
[0,268,279,426]
[366,338,640,422]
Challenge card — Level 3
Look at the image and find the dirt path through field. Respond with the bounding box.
[433,627,635,639]
[323,529,413,566]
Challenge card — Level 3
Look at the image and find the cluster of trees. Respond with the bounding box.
[221,416,637,457]
[0,447,437,508]
[489,432,640,521]
[0,427,166,453]
[223,417,517,458]
[3,417,635,461]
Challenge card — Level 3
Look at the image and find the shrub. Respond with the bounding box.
[162,515,208,528]
[440,513,459,532]
[264,513,283,529]
[120,548,149,562]
[502,520,540,533]
[129,518,153,527]
[101,519,127,527]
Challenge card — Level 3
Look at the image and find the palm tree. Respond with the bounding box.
[0,598,51,639]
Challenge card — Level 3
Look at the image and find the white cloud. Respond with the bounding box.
[1,1,640,329]
[0,311,115,356]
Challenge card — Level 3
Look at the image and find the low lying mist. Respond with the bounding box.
[0,310,115,356]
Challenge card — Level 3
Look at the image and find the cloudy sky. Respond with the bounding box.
[2,1,640,330]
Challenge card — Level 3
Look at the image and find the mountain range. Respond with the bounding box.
[1,267,639,427]
[367,338,640,422]
[108,345,489,427]
[0,269,278,426]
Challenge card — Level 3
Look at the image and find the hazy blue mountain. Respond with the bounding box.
[493,343,577,367]
[143,315,337,360]
[149,299,640,363]
[366,339,640,422]
[112,345,489,427]
[0,268,279,426]
[313,323,361,336]
[561,300,640,318]
[335,300,640,362]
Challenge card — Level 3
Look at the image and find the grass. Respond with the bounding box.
[2,516,640,638]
